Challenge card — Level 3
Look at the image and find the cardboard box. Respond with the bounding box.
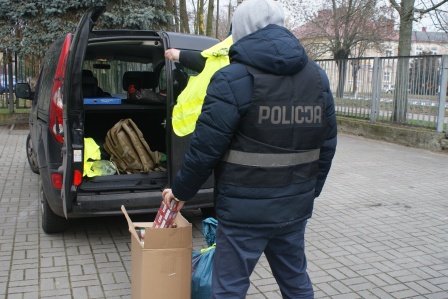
[121,205,192,299]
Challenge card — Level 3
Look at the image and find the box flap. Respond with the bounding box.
[121,205,141,242]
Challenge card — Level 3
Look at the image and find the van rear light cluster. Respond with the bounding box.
[51,173,63,189]
[51,170,82,189]
[49,33,72,144]
[73,170,83,186]
[49,86,64,143]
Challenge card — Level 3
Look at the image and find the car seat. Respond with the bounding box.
[122,71,164,104]
[82,69,111,97]
[82,76,99,98]
[122,71,158,92]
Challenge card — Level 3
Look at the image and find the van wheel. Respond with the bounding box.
[201,207,216,219]
[41,187,68,234]
[26,133,39,174]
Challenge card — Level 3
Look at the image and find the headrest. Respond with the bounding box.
[123,71,158,91]
[82,76,98,98]
[82,69,94,77]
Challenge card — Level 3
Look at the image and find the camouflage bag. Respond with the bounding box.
[103,118,162,174]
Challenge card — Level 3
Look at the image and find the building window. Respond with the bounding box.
[384,71,391,82]
[430,47,438,55]
[415,46,423,55]
[385,45,393,57]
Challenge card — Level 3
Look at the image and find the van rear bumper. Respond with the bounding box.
[70,188,214,217]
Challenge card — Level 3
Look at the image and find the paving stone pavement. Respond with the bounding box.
[1,125,448,299]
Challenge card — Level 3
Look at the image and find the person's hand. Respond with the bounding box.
[165,48,180,61]
[162,188,185,211]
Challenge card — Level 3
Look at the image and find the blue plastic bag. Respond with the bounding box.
[202,217,218,246]
[191,217,218,299]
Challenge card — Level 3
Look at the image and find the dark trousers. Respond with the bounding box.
[211,219,313,299]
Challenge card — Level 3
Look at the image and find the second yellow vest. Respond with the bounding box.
[172,35,233,136]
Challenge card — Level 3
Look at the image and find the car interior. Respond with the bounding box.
[80,38,196,186]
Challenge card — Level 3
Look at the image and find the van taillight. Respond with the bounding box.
[49,33,72,144]
[73,170,82,186]
[51,173,63,189]
[49,86,64,143]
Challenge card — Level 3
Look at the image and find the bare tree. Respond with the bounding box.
[278,0,301,29]
[431,5,448,31]
[390,0,448,56]
[166,0,177,31]
[206,0,215,36]
[389,0,448,122]
[293,0,393,97]
[197,0,205,35]
[176,0,235,37]
[179,0,190,33]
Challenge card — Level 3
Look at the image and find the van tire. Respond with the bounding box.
[41,187,68,234]
[26,133,40,174]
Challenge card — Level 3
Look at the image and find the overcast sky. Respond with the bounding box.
[221,0,447,32]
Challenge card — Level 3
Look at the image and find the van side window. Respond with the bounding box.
[83,61,157,99]
[37,37,66,113]
[32,68,44,106]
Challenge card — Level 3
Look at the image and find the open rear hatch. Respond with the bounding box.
[62,7,219,215]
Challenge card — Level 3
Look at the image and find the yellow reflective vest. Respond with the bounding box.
[172,35,233,136]
[83,137,102,177]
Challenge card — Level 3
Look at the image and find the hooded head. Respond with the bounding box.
[232,0,285,42]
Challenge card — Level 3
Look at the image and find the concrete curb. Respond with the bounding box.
[337,116,447,152]
[0,112,28,126]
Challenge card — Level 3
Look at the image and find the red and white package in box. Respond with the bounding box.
[153,200,179,228]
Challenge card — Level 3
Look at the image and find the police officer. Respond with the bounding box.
[162,0,337,298]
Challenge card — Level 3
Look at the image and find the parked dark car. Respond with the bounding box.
[15,6,217,233]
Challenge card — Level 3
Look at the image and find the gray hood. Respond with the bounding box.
[232,0,285,42]
[229,24,309,76]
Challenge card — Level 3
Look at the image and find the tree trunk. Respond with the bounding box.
[334,49,350,98]
[206,0,215,37]
[352,62,359,98]
[166,0,176,31]
[15,52,19,109]
[392,0,415,122]
[6,52,14,113]
[336,60,348,98]
[179,0,190,33]
[198,0,205,35]
[174,1,178,32]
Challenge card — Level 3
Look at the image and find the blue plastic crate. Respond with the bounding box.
[83,97,122,105]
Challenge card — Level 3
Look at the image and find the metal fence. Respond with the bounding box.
[1,53,40,110]
[2,53,448,137]
[316,55,448,136]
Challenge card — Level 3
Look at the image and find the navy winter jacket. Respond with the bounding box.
[172,24,337,227]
